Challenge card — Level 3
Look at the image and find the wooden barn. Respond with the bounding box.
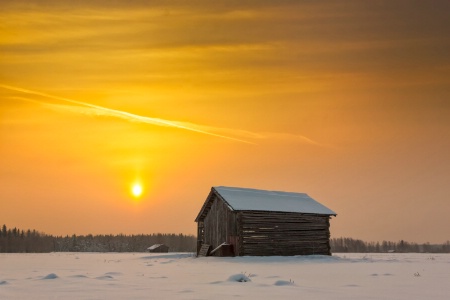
[195,186,337,256]
[147,244,169,253]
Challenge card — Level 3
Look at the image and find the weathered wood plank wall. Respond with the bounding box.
[238,211,331,256]
[203,195,237,249]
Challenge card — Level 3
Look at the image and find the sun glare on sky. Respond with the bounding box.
[131,183,143,198]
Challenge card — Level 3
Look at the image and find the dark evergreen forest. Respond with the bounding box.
[1,224,449,253]
[0,224,196,253]
[330,237,450,253]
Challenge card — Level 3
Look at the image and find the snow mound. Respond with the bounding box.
[228,274,251,282]
[42,273,58,280]
[274,280,295,286]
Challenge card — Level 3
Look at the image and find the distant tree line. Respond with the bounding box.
[331,237,450,253]
[0,224,54,253]
[2,224,449,254]
[0,224,196,253]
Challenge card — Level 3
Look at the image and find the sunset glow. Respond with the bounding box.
[131,183,143,199]
[1,1,449,243]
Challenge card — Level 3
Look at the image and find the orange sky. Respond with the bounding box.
[1,1,449,243]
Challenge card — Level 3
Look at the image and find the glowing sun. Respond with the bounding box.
[131,183,143,198]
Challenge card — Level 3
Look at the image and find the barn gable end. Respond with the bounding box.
[195,186,336,257]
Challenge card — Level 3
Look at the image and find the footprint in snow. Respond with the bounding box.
[95,275,114,280]
[160,260,175,264]
[343,284,360,287]
[69,275,89,278]
[105,272,122,276]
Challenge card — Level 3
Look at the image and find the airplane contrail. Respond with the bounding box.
[0,84,255,144]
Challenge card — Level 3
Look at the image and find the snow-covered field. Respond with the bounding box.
[1,252,449,299]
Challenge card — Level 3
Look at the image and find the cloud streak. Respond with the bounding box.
[1,84,259,144]
[1,84,328,147]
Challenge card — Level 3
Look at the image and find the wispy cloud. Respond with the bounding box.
[1,84,328,147]
[1,84,258,144]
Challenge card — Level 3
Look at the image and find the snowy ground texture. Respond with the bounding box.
[1,253,449,299]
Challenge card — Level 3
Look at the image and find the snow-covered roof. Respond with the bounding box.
[214,186,336,215]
